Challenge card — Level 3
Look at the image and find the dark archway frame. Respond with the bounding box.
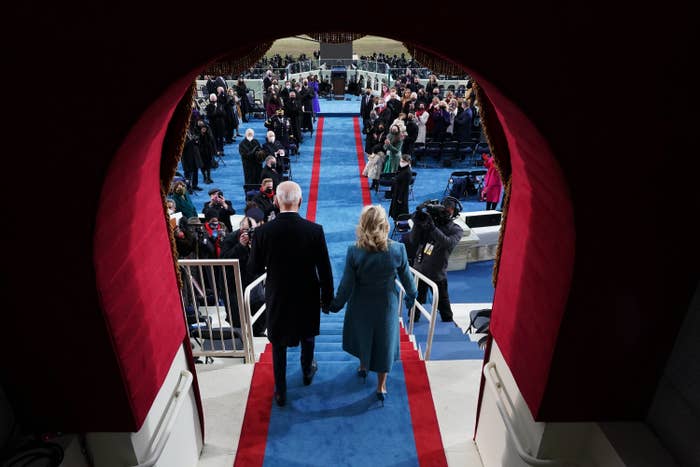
[93,38,575,431]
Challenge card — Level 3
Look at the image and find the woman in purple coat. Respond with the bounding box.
[481,153,503,210]
[310,75,320,117]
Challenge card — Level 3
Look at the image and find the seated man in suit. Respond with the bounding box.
[248,181,334,407]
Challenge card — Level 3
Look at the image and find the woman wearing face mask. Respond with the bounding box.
[382,125,403,174]
[171,181,197,218]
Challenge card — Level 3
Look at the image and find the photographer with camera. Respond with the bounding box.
[220,216,266,337]
[202,188,235,232]
[407,197,463,323]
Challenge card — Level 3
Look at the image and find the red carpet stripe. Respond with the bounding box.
[401,327,449,466]
[233,362,275,467]
[305,117,324,222]
[353,117,372,206]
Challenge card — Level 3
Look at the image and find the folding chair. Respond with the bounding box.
[391,213,412,240]
[425,141,442,166]
[377,172,396,198]
[413,143,425,165]
[443,171,472,199]
[473,142,491,166]
[457,141,475,163]
[277,154,292,181]
[440,141,459,167]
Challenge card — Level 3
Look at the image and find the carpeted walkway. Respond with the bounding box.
[183,114,492,466]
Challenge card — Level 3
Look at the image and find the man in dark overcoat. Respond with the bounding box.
[248,181,334,406]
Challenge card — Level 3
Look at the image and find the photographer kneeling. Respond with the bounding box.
[407,197,463,323]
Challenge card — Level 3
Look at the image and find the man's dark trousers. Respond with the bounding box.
[271,337,315,394]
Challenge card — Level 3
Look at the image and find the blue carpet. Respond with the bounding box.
[264,362,418,467]
[189,115,492,462]
[263,116,420,467]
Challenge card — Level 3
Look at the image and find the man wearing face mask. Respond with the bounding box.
[279,81,292,101]
[261,155,281,189]
[284,91,302,146]
[203,216,227,258]
[262,130,285,160]
[239,128,262,185]
[252,178,280,222]
[202,188,236,232]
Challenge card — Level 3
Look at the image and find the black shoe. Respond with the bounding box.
[376,391,387,407]
[441,316,454,323]
[358,368,367,383]
[192,186,203,191]
[274,391,286,407]
[303,361,318,386]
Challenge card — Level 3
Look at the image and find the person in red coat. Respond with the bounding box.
[481,153,503,210]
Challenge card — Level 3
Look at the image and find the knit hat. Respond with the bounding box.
[208,188,223,196]
[246,207,265,223]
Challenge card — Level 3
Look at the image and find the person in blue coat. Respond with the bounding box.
[329,205,417,404]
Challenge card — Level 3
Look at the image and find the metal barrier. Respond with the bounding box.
[394,267,440,361]
[178,259,254,363]
[243,272,267,360]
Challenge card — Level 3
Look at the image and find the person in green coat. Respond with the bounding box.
[329,205,417,404]
[382,125,403,174]
[171,180,197,219]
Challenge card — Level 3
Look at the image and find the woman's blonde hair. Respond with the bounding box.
[356,205,390,252]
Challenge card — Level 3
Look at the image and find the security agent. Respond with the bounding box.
[407,197,463,322]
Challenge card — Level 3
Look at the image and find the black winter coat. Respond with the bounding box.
[248,212,333,345]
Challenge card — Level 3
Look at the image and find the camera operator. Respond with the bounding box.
[407,197,463,323]
[220,216,266,336]
[202,188,235,232]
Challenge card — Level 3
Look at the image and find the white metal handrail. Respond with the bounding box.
[133,370,193,467]
[483,362,581,466]
[243,272,267,362]
[178,259,250,361]
[393,267,440,360]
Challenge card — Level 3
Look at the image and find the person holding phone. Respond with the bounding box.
[202,188,235,231]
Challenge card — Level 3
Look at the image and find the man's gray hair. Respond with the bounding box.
[276,181,302,208]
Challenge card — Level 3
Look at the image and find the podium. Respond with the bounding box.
[331,66,346,100]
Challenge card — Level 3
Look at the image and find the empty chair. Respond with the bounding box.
[391,213,412,240]
[443,171,472,199]
[409,170,417,200]
[457,141,475,162]
[425,141,442,165]
[278,155,292,181]
[440,141,459,167]
[413,143,426,165]
[377,172,396,195]
[473,142,491,165]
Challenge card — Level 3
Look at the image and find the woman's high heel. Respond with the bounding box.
[358,368,367,383]
[376,391,387,407]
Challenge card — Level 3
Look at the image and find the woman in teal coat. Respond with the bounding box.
[329,205,417,403]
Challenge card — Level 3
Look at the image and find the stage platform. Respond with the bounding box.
[317,94,361,116]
